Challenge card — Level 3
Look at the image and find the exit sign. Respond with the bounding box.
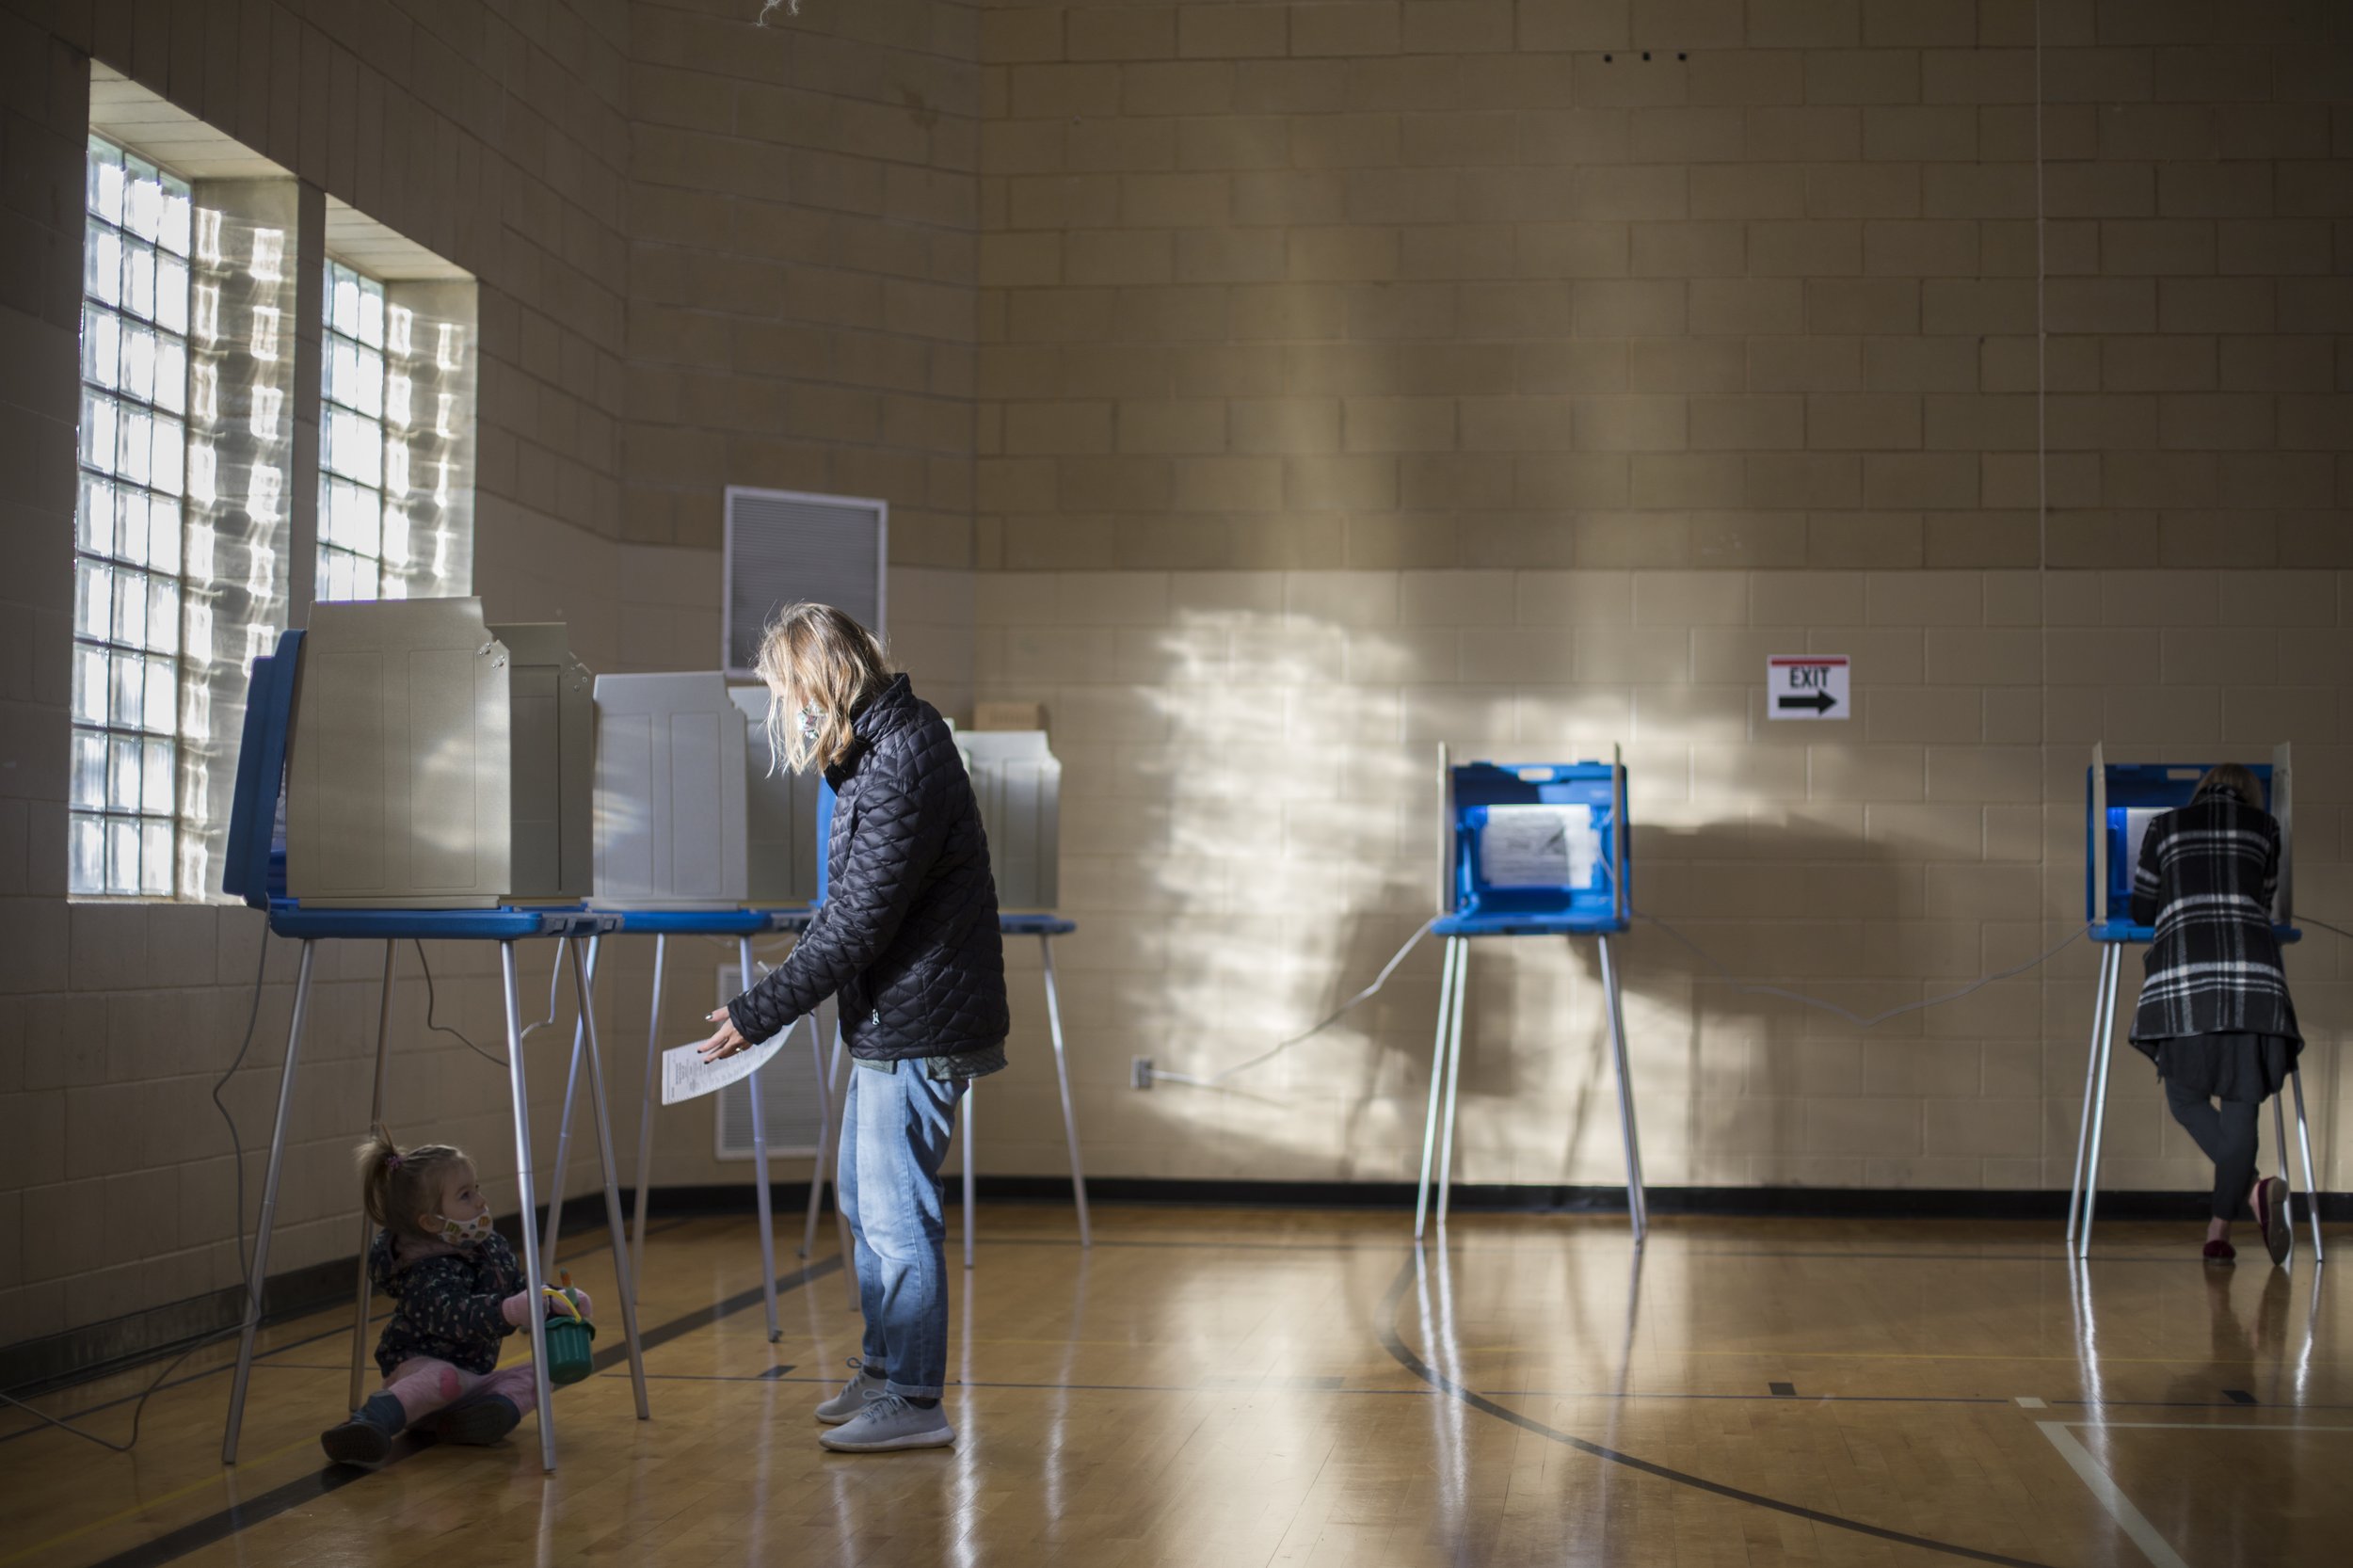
[1768,655,1849,721]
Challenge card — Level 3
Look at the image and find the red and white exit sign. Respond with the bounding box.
[1768,655,1849,721]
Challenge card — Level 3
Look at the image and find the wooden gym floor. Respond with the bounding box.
[2,1207,2345,1568]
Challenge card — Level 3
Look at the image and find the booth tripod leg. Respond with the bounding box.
[499,943,559,1472]
[1413,937,1462,1240]
[2076,947,2124,1262]
[962,1085,977,1270]
[348,939,397,1412]
[541,936,599,1272]
[797,1014,840,1260]
[2290,1067,2325,1264]
[568,939,649,1417]
[223,939,315,1465]
[1434,938,1471,1233]
[1596,934,1647,1247]
[2266,1090,2297,1265]
[739,937,781,1342]
[2065,946,2120,1249]
[629,935,665,1310]
[800,1015,857,1280]
[1041,935,1091,1247]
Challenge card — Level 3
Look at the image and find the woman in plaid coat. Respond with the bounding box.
[2127,763,2302,1266]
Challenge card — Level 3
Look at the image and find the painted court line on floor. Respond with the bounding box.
[2034,1421,2191,1568]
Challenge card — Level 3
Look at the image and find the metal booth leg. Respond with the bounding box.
[1435,937,1472,1233]
[568,938,649,1417]
[223,939,315,1464]
[1041,935,1092,1246]
[2290,1068,2326,1264]
[796,1015,831,1258]
[541,936,599,1272]
[499,943,560,1472]
[630,933,666,1307]
[348,939,397,1412]
[1596,933,1647,1247]
[2076,946,2124,1262]
[1414,936,1462,1240]
[962,1082,978,1270]
[2065,944,2119,1249]
[825,1017,858,1310]
[2273,1090,2295,1265]
[739,937,782,1342]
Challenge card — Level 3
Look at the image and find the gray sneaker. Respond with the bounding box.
[819,1392,954,1452]
[814,1361,888,1425]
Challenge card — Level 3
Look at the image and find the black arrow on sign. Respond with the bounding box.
[1777,691,1837,713]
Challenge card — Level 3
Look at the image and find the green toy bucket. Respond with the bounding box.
[545,1314,596,1384]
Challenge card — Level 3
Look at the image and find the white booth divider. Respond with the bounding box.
[729,684,822,907]
[490,623,594,905]
[956,729,1061,912]
[592,672,748,908]
[287,598,513,907]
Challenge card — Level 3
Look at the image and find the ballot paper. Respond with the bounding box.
[1478,804,1600,889]
[662,1033,787,1105]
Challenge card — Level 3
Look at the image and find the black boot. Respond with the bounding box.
[319,1392,406,1469]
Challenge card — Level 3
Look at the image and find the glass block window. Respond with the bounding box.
[319,258,408,602]
[73,135,193,897]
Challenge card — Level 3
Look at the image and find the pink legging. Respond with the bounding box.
[383,1356,541,1434]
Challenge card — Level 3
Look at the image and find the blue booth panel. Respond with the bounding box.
[1436,759,1629,937]
[2084,750,2296,943]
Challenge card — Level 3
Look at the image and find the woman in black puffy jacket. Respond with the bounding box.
[695,602,1006,1452]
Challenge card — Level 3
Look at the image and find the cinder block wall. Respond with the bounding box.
[0,0,979,1352]
[3,0,2349,1355]
[958,0,2352,1192]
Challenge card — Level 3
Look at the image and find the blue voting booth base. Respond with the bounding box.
[1419,757,1644,1246]
[217,631,649,1474]
[2066,754,2320,1263]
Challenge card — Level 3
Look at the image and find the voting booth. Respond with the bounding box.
[956,728,1062,912]
[1419,748,1643,1243]
[2067,744,2318,1261]
[220,609,646,1474]
[493,624,595,904]
[731,683,823,906]
[591,672,749,907]
[797,749,1093,1267]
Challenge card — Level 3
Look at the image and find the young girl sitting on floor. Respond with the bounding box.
[320,1126,589,1467]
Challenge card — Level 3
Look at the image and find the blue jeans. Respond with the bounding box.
[838,1058,964,1399]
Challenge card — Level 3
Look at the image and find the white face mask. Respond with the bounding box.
[425,1212,494,1248]
[798,706,823,745]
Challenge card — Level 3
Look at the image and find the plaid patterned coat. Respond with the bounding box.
[2127,797,2300,1051]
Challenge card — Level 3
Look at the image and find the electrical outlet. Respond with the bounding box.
[1130,1056,1154,1090]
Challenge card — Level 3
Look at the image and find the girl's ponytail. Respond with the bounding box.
[355,1124,469,1232]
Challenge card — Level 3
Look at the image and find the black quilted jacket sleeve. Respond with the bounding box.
[726,676,1010,1060]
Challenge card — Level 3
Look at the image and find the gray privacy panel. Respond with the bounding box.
[730,685,821,906]
[489,624,594,904]
[592,672,748,908]
[956,730,1061,912]
[722,488,887,677]
[287,599,510,907]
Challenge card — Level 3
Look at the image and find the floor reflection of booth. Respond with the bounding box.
[218,603,648,1474]
[2067,744,2320,1263]
[1417,750,1643,1245]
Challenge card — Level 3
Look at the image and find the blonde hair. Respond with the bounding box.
[2194,762,2265,810]
[356,1124,472,1233]
[752,603,893,774]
